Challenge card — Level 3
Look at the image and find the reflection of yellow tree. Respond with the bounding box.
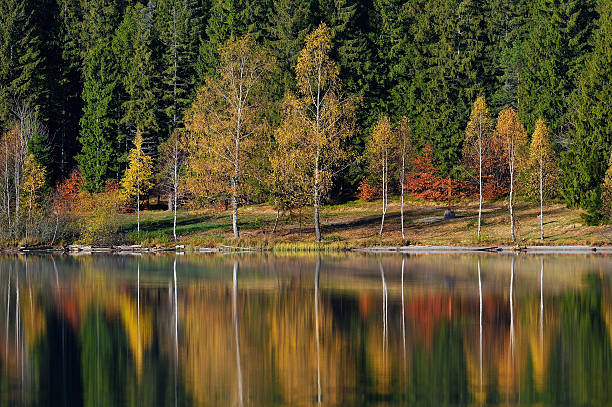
[179,283,237,405]
[266,285,354,405]
[119,294,152,378]
[21,286,46,349]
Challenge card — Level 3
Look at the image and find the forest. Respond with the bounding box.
[0,0,611,246]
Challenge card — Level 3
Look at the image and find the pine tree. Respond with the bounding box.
[114,3,158,148]
[156,0,202,136]
[0,0,44,129]
[487,0,530,112]
[77,41,118,193]
[197,0,271,78]
[561,2,612,223]
[518,0,598,137]
[44,0,83,180]
[79,0,122,62]
[266,0,311,92]
[121,131,154,234]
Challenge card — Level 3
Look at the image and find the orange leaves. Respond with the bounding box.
[357,179,379,202]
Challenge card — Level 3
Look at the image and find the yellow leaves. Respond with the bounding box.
[495,107,528,157]
[368,115,394,157]
[296,23,337,98]
[183,35,272,206]
[19,154,46,213]
[463,96,494,167]
[121,131,154,200]
[528,119,559,197]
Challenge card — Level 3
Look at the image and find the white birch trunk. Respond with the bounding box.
[478,116,483,240]
[539,157,544,241]
[400,150,405,240]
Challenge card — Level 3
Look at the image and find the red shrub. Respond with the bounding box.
[357,179,379,202]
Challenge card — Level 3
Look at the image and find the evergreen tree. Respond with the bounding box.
[561,2,612,223]
[197,0,271,78]
[487,0,530,113]
[79,0,123,62]
[518,0,598,136]
[266,0,312,92]
[394,0,489,177]
[114,3,158,150]
[0,0,44,129]
[155,0,202,135]
[77,41,118,193]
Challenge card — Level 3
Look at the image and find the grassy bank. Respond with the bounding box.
[117,197,611,249]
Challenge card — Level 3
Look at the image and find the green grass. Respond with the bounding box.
[116,197,611,248]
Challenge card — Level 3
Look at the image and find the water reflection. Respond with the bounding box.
[0,254,611,406]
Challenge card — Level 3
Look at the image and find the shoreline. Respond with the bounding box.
[4,244,612,255]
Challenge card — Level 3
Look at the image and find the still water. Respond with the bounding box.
[0,253,612,406]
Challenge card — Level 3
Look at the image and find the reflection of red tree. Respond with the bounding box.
[359,292,373,318]
[54,290,81,330]
[406,292,454,346]
[406,292,510,348]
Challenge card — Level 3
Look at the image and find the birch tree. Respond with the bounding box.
[19,154,46,245]
[528,119,558,240]
[184,34,273,238]
[121,131,154,234]
[367,115,394,236]
[290,23,355,242]
[396,117,413,240]
[463,96,493,240]
[495,107,527,242]
[159,130,185,241]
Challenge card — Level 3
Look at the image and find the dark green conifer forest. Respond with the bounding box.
[0,0,611,230]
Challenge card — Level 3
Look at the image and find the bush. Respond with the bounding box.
[356,179,379,202]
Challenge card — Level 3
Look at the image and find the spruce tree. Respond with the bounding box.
[266,0,312,92]
[561,2,612,223]
[0,0,43,129]
[519,0,598,136]
[77,41,118,193]
[197,0,271,78]
[114,3,158,150]
[156,0,202,135]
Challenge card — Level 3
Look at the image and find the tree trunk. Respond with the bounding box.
[539,158,544,241]
[400,153,405,241]
[272,206,280,234]
[232,139,240,239]
[173,188,178,242]
[478,136,482,240]
[137,188,140,234]
[314,154,321,242]
[379,152,387,236]
[509,161,515,242]
[231,178,239,239]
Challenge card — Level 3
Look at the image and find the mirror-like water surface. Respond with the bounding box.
[1,253,611,406]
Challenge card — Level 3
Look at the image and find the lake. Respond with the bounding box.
[0,253,612,406]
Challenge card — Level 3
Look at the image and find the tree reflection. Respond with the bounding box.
[0,254,610,406]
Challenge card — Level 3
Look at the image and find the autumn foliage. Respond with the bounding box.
[405,145,472,202]
[356,179,379,202]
